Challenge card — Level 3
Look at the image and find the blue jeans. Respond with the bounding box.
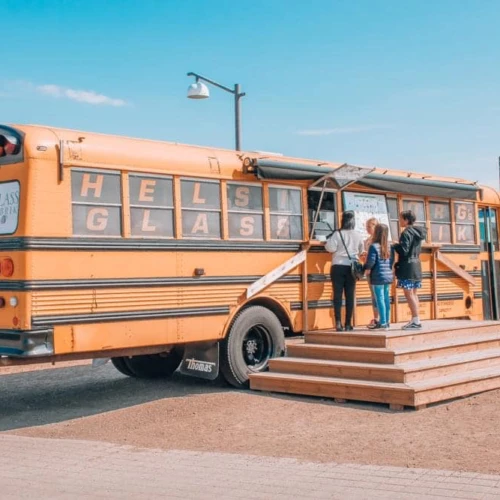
[372,284,391,326]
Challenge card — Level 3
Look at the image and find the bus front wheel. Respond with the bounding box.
[111,348,184,379]
[220,305,285,388]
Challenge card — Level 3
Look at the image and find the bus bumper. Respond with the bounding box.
[0,328,54,357]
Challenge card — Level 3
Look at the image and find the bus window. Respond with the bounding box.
[181,179,221,239]
[129,174,174,238]
[403,197,428,240]
[71,169,122,237]
[269,186,303,240]
[454,202,476,244]
[491,209,499,251]
[227,183,264,240]
[429,201,452,243]
[307,189,336,239]
[386,197,399,240]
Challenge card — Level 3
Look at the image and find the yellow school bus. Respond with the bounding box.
[0,124,498,387]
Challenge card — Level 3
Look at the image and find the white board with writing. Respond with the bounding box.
[342,191,392,241]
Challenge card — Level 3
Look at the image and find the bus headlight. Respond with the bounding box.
[9,297,18,307]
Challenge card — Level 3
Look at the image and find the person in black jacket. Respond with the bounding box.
[393,210,427,330]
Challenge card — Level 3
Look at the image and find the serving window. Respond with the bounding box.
[307,189,336,239]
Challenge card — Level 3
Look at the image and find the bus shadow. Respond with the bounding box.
[0,363,231,431]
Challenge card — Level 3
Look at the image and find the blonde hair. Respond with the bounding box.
[366,217,379,228]
[373,224,390,260]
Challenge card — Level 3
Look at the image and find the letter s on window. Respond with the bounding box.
[240,216,255,236]
[235,187,250,208]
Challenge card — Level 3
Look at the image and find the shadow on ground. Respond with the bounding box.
[0,364,232,431]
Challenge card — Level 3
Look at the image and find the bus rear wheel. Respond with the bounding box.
[111,348,184,379]
[220,305,285,388]
[111,357,135,377]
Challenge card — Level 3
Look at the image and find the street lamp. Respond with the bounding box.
[187,72,246,151]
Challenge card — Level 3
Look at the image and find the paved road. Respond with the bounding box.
[1,434,499,500]
[0,363,230,431]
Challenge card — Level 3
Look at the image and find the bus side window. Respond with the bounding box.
[307,190,336,240]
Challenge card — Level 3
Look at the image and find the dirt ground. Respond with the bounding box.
[0,360,89,375]
[8,363,500,474]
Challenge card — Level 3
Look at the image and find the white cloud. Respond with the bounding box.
[36,83,127,107]
[297,125,392,136]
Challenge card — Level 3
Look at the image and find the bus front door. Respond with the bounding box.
[479,207,500,320]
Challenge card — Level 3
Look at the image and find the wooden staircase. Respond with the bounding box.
[249,320,500,409]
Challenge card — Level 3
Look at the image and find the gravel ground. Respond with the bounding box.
[2,362,500,474]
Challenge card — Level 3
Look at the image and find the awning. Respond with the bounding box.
[356,173,479,201]
[249,159,334,181]
[248,159,480,201]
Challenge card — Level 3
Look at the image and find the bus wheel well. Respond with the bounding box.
[239,298,294,336]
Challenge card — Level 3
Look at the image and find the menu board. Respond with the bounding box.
[342,191,392,241]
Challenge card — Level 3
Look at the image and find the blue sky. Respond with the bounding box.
[1,0,499,187]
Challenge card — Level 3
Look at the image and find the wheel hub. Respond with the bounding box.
[245,339,259,356]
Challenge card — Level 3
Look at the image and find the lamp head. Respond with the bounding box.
[187,81,210,99]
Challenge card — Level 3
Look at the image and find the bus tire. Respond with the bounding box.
[111,357,135,377]
[220,306,285,388]
[113,349,184,379]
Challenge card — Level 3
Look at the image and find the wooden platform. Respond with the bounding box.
[249,320,500,409]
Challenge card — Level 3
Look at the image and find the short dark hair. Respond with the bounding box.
[400,210,416,225]
[341,211,355,230]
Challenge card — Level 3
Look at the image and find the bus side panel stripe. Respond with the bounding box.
[32,305,231,326]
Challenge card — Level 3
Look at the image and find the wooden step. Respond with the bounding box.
[287,343,394,364]
[386,324,500,349]
[249,372,413,406]
[305,331,386,348]
[402,348,500,382]
[411,365,500,406]
[269,357,405,382]
[305,324,500,350]
[394,332,500,363]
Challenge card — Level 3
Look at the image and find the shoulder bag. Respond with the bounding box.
[338,230,365,281]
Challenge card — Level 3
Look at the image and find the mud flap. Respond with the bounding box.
[179,342,219,381]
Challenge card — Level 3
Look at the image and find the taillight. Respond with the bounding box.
[1,258,14,277]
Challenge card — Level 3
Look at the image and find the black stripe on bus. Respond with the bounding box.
[310,245,482,254]
[0,237,302,252]
[31,305,231,327]
[0,275,301,291]
[291,292,464,310]
[423,270,482,278]
[308,272,481,282]
[438,245,481,254]
[0,238,482,254]
[474,291,483,299]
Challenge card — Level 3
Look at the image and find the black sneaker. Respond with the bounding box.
[402,321,422,330]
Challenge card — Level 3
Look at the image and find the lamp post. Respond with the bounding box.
[187,72,246,151]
